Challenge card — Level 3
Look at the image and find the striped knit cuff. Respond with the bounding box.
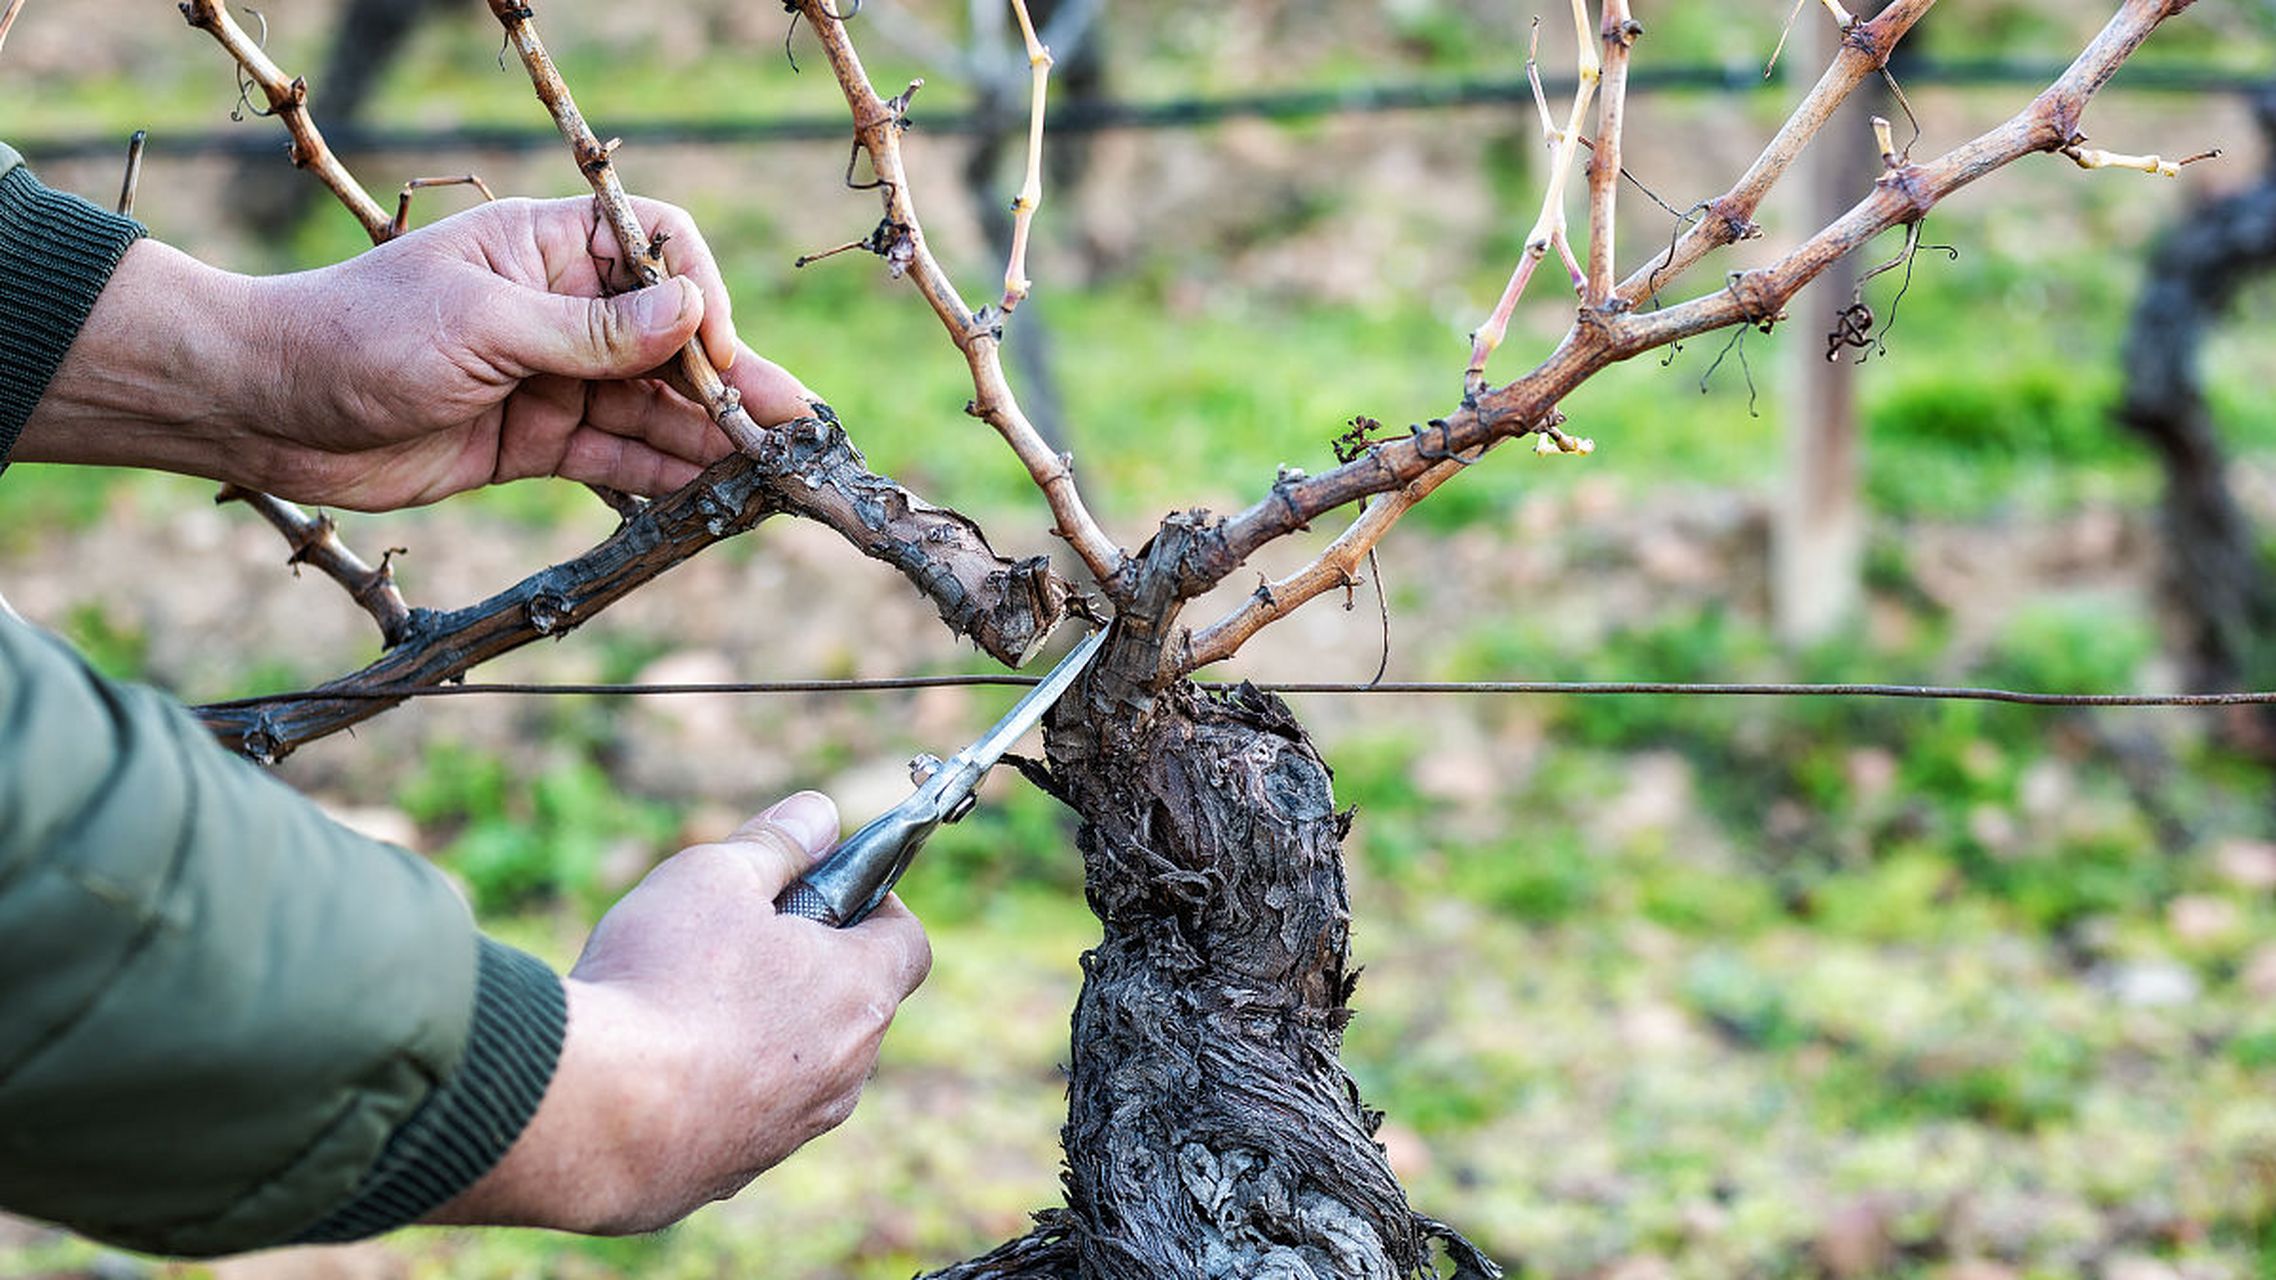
[0,162,147,469]
[290,938,568,1244]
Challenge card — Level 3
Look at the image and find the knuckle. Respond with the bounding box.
[699,1169,759,1207]
[867,912,932,975]
[584,300,623,354]
[731,822,809,869]
[654,842,742,885]
[634,197,692,233]
[673,841,737,868]
[813,1086,862,1135]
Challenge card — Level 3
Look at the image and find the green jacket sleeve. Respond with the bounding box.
[0,146,568,1255]
[0,143,147,470]
[0,608,568,1257]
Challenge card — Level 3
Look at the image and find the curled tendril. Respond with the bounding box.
[1410,420,1478,468]
[1881,66,1923,162]
[1699,326,1761,418]
[1363,548,1391,687]
[1826,302,1876,360]
[225,5,276,121]
[1830,218,1960,362]
[782,0,862,74]
[1646,199,1713,303]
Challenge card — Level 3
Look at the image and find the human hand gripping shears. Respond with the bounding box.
[773,628,1109,927]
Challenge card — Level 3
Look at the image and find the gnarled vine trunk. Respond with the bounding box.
[2117,86,2276,749]
[927,680,1496,1280]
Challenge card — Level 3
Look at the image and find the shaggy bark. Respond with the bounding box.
[2116,88,2276,725]
[922,678,1498,1280]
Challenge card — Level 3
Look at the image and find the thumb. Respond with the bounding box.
[489,276,703,381]
[726,791,841,893]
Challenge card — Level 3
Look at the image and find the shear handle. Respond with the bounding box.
[772,774,959,927]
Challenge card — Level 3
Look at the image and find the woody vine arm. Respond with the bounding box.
[197,416,1075,761]
[175,0,1079,757]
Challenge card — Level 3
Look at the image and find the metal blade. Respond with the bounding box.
[954,628,1107,775]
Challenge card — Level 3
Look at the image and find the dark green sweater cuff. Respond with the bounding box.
[0,160,147,469]
[290,938,567,1244]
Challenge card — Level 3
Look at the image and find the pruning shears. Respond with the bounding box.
[773,627,1109,927]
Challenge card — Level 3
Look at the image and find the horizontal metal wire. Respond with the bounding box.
[19,59,2261,164]
[196,678,2276,711]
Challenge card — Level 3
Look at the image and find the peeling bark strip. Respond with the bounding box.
[197,418,1074,760]
[926,682,1496,1279]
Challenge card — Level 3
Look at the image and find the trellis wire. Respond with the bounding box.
[16,59,2263,165]
[199,678,2276,711]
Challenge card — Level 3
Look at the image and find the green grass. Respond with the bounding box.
[54,598,148,681]
[400,737,679,914]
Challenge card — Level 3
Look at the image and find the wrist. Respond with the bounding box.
[14,239,285,481]
[425,977,693,1234]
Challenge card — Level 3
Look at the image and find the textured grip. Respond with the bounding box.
[774,878,844,926]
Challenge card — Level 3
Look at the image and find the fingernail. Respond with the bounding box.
[759,790,838,853]
[633,278,694,333]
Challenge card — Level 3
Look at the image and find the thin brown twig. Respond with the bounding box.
[1584,0,1640,309]
[1182,455,1469,670]
[114,130,146,218]
[1764,0,1813,79]
[998,0,1051,315]
[486,0,766,456]
[391,173,497,238]
[1614,0,1936,310]
[178,0,391,238]
[215,485,413,648]
[1465,0,1600,398]
[0,0,27,62]
[178,0,441,648]
[1612,0,2185,352]
[1526,18,1557,136]
[790,0,1129,594]
[1267,5,1613,667]
[1173,0,2187,679]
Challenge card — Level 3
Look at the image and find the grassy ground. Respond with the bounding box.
[5,2,2276,1278]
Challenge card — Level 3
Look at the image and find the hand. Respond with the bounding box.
[426,791,932,1234]
[19,197,815,510]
